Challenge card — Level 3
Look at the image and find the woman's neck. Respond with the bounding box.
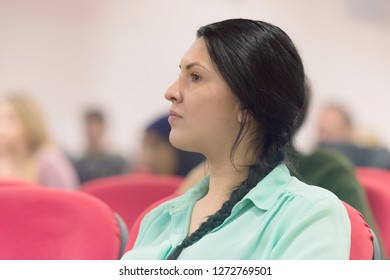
[205,158,249,202]
[186,158,249,236]
[0,146,38,182]
[201,129,257,202]
[0,145,31,161]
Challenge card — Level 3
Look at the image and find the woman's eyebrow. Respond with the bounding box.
[179,62,210,72]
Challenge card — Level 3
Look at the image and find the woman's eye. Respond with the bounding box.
[191,73,201,82]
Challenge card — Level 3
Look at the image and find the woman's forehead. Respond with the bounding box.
[179,38,211,69]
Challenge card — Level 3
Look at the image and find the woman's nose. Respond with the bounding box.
[164,79,182,103]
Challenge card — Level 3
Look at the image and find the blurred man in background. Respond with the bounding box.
[73,108,128,184]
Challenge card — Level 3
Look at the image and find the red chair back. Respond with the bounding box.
[0,187,127,259]
[0,179,38,188]
[81,173,183,245]
[342,201,377,259]
[356,167,390,258]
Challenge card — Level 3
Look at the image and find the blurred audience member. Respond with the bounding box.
[0,93,79,189]
[133,114,205,177]
[316,103,354,143]
[73,108,127,184]
[316,103,390,169]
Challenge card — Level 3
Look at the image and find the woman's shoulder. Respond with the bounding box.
[35,144,67,161]
[35,144,80,189]
[247,164,344,214]
[284,175,344,208]
[145,195,183,217]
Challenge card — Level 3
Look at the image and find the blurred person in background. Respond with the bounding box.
[316,103,390,169]
[0,92,79,189]
[132,113,205,177]
[73,108,128,184]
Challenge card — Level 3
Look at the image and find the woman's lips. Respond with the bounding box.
[168,109,182,124]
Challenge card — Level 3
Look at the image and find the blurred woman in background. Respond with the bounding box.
[0,92,79,189]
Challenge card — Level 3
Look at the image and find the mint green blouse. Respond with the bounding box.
[122,164,351,260]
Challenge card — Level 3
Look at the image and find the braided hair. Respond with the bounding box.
[167,19,307,259]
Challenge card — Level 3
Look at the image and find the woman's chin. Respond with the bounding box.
[169,133,199,153]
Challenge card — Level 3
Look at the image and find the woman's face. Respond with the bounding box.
[164,38,242,159]
[0,101,27,153]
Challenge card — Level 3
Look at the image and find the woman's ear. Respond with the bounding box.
[237,110,254,123]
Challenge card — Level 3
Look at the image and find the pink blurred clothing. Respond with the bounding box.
[36,145,79,190]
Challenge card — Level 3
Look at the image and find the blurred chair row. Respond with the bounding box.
[0,174,183,260]
[0,186,128,260]
[0,167,388,259]
[81,173,183,252]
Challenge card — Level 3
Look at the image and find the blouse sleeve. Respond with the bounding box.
[270,196,351,260]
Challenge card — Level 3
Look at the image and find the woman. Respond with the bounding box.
[0,93,79,189]
[122,18,350,260]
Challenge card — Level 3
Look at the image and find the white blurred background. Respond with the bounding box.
[0,0,389,160]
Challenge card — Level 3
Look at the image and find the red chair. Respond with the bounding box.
[0,179,38,188]
[356,167,390,258]
[81,173,184,248]
[0,187,127,260]
[342,201,380,259]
